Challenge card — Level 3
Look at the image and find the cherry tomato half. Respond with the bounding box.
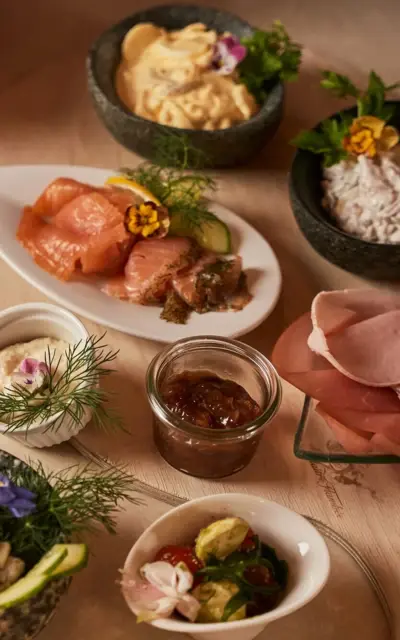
[154,545,204,576]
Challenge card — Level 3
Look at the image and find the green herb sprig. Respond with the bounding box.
[121,132,218,236]
[292,70,400,166]
[196,536,288,621]
[239,21,302,104]
[0,461,138,568]
[0,335,123,434]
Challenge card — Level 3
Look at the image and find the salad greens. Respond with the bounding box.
[196,535,288,621]
[239,22,302,103]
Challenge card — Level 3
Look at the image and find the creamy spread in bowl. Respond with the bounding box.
[0,338,71,426]
[322,151,400,244]
[115,22,259,130]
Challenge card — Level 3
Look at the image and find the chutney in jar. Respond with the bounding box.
[160,371,262,430]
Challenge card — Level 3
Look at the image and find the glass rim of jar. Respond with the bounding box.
[146,335,282,441]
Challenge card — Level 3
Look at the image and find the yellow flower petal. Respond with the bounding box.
[352,116,386,138]
[379,126,399,151]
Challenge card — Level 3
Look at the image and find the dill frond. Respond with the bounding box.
[0,460,139,567]
[0,334,123,434]
[120,132,219,235]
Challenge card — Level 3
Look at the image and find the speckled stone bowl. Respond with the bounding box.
[289,101,400,281]
[87,4,284,168]
[0,452,71,640]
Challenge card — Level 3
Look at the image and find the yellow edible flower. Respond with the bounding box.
[125,202,170,239]
[343,115,399,158]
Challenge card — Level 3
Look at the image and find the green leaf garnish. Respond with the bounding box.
[0,460,139,568]
[291,114,351,167]
[196,535,287,621]
[238,21,302,103]
[293,69,400,165]
[320,71,360,98]
[120,132,219,237]
[221,591,249,622]
[0,335,123,434]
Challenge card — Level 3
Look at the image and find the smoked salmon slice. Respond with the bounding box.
[32,178,95,216]
[18,181,136,280]
[103,237,195,304]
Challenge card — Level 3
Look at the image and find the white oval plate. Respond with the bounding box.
[0,165,281,342]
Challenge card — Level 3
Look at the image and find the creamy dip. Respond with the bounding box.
[0,337,69,396]
[322,151,400,243]
[116,22,258,130]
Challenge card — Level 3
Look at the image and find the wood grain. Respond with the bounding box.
[1,1,400,637]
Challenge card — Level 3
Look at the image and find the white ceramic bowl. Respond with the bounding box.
[0,302,90,448]
[122,493,331,640]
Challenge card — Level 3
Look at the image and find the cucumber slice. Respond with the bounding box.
[29,545,67,577]
[0,570,49,609]
[169,213,232,254]
[49,544,88,578]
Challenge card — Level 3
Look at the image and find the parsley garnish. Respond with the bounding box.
[292,69,400,166]
[238,21,302,104]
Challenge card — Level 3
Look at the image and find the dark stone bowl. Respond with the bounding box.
[289,102,400,281]
[0,451,71,640]
[87,4,284,168]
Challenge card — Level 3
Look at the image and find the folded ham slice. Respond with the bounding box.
[309,289,400,386]
[272,288,400,457]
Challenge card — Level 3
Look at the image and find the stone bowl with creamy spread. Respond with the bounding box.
[87,4,284,168]
[0,303,91,448]
[289,102,400,280]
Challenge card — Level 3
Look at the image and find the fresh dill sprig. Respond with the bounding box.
[120,132,219,235]
[0,460,138,567]
[0,334,123,434]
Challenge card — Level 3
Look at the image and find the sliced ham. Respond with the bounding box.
[103,237,195,304]
[309,289,400,386]
[272,313,400,413]
[315,406,373,455]
[272,300,400,456]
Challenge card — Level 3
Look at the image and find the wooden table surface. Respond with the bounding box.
[1,0,400,638]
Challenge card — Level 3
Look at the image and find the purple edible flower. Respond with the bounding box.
[0,474,36,518]
[211,35,247,75]
[12,358,49,387]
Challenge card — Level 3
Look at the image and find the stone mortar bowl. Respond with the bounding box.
[87,4,284,168]
[289,101,400,281]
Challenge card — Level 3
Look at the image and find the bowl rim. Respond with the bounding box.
[290,100,400,249]
[122,492,331,633]
[86,3,284,136]
[0,302,89,434]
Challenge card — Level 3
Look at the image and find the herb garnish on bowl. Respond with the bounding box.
[0,335,122,435]
[292,70,400,166]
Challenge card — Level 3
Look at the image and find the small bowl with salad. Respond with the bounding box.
[0,450,135,640]
[290,69,400,280]
[87,4,302,168]
[121,493,330,640]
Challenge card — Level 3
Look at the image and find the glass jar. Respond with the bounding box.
[146,336,282,479]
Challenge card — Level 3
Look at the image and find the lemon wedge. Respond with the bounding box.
[195,517,250,564]
[105,176,161,205]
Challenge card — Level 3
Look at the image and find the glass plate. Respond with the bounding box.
[294,396,400,464]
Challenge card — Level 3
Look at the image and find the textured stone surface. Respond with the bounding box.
[0,452,71,640]
[87,4,284,168]
[289,102,400,281]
